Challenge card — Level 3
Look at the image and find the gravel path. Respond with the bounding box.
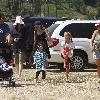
[0,67,100,100]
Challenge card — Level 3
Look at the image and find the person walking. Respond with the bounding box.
[33,41,48,82]
[33,21,51,59]
[12,16,27,77]
[61,32,74,81]
[90,22,100,83]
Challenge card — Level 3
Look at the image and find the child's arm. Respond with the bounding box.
[70,49,74,57]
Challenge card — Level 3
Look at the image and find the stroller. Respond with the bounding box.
[0,43,15,87]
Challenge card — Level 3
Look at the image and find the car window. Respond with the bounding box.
[23,17,64,28]
[47,24,60,34]
[60,23,96,39]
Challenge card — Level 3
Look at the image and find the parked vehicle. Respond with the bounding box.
[47,20,100,71]
[23,16,65,28]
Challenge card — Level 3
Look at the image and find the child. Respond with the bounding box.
[0,57,13,71]
[61,32,74,80]
[33,41,48,82]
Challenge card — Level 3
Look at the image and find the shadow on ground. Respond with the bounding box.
[23,62,97,73]
[0,82,36,87]
[47,62,97,73]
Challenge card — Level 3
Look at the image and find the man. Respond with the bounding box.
[0,13,11,44]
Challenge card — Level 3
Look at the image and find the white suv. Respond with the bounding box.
[47,20,99,70]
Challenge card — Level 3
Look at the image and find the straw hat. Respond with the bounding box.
[13,16,24,25]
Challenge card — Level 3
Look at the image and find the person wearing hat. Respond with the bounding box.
[0,13,11,44]
[90,22,100,83]
[12,16,28,77]
[33,21,51,59]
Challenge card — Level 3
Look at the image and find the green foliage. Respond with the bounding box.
[0,0,100,20]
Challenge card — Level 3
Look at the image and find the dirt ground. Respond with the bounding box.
[0,65,100,100]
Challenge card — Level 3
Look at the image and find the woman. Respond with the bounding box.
[33,21,51,59]
[12,16,27,77]
[90,22,100,83]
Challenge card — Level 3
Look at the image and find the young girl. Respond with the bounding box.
[33,41,48,82]
[61,32,74,80]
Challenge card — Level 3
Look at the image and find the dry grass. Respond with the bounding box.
[0,67,100,100]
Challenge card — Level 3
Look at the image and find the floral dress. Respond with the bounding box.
[33,50,48,72]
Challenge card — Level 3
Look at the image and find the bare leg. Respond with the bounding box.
[14,52,19,75]
[63,56,68,68]
[65,58,70,80]
[96,59,100,79]
[15,64,19,75]
[18,51,23,77]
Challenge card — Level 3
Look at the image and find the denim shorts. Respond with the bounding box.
[93,52,100,59]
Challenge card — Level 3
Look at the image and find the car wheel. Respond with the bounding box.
[70,52,87,71]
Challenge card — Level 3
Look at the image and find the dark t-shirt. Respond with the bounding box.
[12,26,27,50]
[0,23,10,42]
[12,25,34,51]
[25,26,34,45]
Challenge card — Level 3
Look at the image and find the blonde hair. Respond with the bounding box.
[64,32,72,43]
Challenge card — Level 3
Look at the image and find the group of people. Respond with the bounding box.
[0,13,51,82]
[61,22,100,82]
[0,12,100,83]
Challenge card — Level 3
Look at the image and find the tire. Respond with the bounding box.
[70,52,87,71]
[9,81,15,87]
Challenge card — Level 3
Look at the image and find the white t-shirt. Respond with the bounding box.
[61,41,74,49]
[61,41,75,58]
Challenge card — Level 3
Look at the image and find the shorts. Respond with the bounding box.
[93,52,100,59]
[13,51,25,64]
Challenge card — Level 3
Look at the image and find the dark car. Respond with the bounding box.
[23,16,64,28]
